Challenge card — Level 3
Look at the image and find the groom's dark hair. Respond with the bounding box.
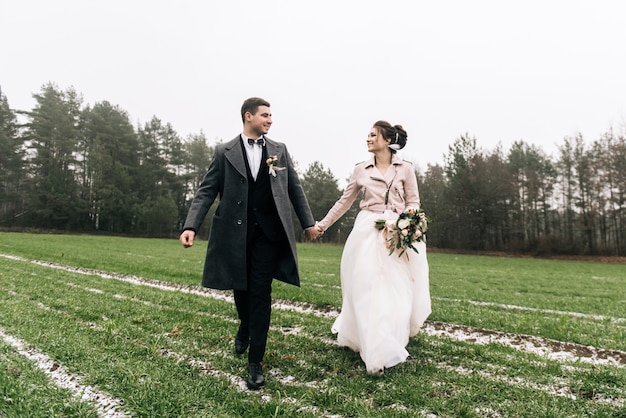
[241,97,271,122]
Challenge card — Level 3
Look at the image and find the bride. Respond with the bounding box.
[313,120,431,376]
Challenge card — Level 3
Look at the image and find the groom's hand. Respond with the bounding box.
[304,227,315,241]
[180,230,195,248]
[304,225,323,241]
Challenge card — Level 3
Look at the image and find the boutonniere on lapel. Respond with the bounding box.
[266,155,286,177]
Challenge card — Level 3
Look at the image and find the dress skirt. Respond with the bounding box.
[332,210,431,374]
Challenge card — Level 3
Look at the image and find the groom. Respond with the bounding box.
[179,97,317,390]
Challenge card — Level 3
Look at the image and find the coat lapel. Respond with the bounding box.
[264,139,281,162]
[224,136,247,178]
[264,138,283,179]
[365,157,385,181]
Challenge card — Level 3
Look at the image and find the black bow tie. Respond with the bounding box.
[248,137,264,146]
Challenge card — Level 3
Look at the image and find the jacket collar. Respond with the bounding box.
[364,153,404,169]
[365,154,404,182]
[225,135,282,178]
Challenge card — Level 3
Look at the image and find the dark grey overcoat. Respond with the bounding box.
[183,136,315,290]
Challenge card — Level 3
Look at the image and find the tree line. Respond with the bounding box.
[1,83,625,256]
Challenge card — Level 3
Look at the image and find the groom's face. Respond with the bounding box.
[247,105,273,137]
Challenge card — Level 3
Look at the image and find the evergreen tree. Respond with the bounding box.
[419,164,446,248]
[507,141,557,252]
[80,101,140,233]
[556,136,578,251]
[443,133,480,249]
[0,87,25,225]
[300,161,345,243]
[22,83,83,229]
[135,116,180,236]
[180,132,216,236]
[602,131,626,254]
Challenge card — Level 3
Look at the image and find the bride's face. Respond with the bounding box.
[366,127,388,152]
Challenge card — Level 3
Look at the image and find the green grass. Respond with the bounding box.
[0,340,100,418]
[1,232,625,417]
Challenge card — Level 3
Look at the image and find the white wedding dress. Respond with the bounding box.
[332,210,431,375]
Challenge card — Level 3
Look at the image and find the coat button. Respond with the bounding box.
[237,220,242,225]
[237,200,242,205]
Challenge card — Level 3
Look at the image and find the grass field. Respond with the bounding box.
[1,232,625,417]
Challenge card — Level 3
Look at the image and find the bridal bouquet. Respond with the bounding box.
[375,208,429,259]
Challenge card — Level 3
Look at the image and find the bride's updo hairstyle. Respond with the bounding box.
[373,120,408,153]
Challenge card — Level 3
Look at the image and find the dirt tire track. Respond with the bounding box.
[3,254,625,367]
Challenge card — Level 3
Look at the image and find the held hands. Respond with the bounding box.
[305,223,324,241]
[180,230,196,248]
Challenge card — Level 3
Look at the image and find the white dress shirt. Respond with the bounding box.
[242,134,264,180]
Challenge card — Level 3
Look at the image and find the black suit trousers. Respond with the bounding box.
[234,224,285,363]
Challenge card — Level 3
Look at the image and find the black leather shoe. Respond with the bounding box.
[234,336,249,355]
[234,324,249,355]
[247,363,265,390]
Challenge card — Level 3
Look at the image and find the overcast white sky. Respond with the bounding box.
[2,0,625,185]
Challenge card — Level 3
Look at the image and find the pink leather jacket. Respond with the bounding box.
[317,154,421,231]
